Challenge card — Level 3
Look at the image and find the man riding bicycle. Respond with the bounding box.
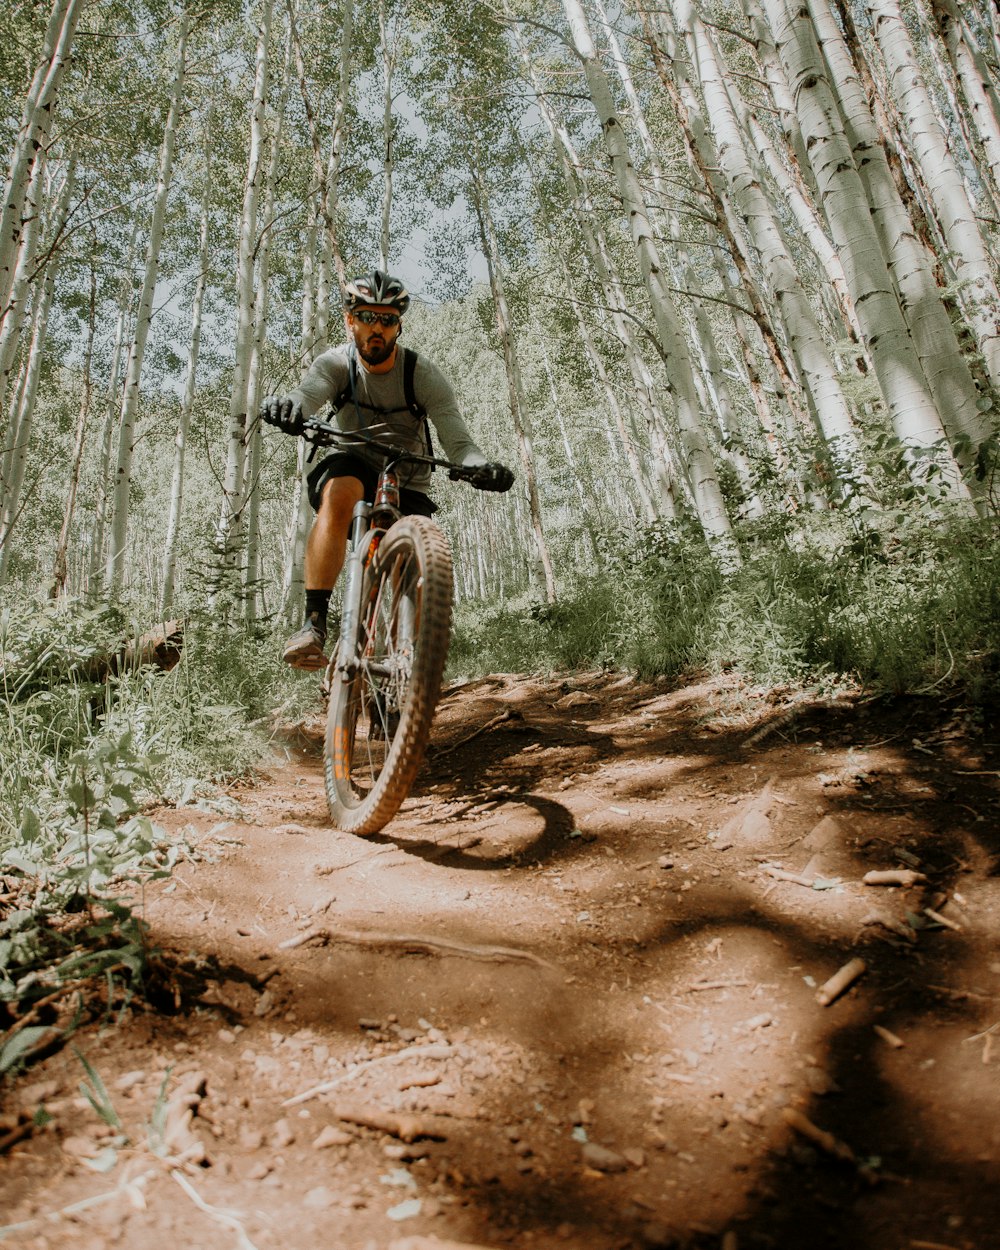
[260,268,514,669]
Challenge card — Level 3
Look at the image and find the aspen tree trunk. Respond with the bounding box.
[0,143,53,412]
[0,157,74,581]
[536,327,604,562]
[288,0,352,346]
[378,0,397,270]
[761,0,969,499]
[325,0,353,292]
[0,263,58,585]
[216,0,272,586]
[245,34,293,623]
[869,0,1000,390]
[161,114,214,616]
[562,0,739,565]
[807,0,989,463]
[525,69,663,522]
[596,0,762,517]
[739,0,817,199]
[0,0,83,325]
[642,6,811,448]
[88,237,136,590]
[522,28,691,517]
[105,12,190,592]
[470,151,557,603]
[282,222,318,622]
[744,110,860,343]
[676,0,871,501]
[930,0,1000,215]
[50,239,96,599]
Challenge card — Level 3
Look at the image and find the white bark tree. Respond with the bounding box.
[761,0,970,500]
[105,11,191,592]
[869,0,1000,391]
[560,0,740,565]
[216,0,273,587]
[0,0,84,328]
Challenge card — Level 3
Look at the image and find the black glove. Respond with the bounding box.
[259,395,305,436]
[469,462,514,492]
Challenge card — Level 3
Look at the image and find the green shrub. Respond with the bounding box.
[450,514,1000,703]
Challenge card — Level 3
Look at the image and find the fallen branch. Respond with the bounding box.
[924,907,962,932]
[873,1024,905,1049]
[686,979,750,992]
[863,870,927,887]
[764,866,814,887]
[291,927,558,970]
[782,1108,877,1182]
[324,1102,450,1142]
[431,709,520,758]
[283,1042,455,1107]
[816,958,866,1006]
[171,1169,259,1250]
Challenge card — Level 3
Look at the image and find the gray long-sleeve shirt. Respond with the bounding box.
[290,345,486,493]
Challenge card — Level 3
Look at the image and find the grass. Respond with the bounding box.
[449,512,1000,705]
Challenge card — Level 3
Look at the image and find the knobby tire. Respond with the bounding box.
[324,516,453,835]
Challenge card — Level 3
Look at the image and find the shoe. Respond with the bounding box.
[283,616,328,670]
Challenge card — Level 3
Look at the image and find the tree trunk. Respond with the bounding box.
[471,150,557,604]
[562,0,740,565]
[161,111,214,616]
[676,0,871,503]
[761,0,970,500]
[50,227,96,599]
[931,0,1000,200]
[105,11,190,592]
[245,32,293,624]
[869,0,1000,391]
[216,0,272,591]
[378,0,397,270]
[0,0,83,324]
[807,0,988,463]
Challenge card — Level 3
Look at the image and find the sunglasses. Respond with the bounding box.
[352,309,401,327]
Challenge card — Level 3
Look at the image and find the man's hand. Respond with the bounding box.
[259,395,305,436]
[468,462,515,492]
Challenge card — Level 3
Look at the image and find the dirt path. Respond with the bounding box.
[2,672,999,1250]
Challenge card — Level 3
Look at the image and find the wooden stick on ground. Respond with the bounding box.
[432,710,519,758]
[782,1108,877,1182]
[863,870,927,887]
[285,927,558,971]
[816,958,866,1006]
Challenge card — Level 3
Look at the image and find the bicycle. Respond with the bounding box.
[300,416,501,835]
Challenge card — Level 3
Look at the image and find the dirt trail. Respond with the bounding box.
[2,672,999,1250]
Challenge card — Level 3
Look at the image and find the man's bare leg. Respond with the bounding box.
[284,476,365,669]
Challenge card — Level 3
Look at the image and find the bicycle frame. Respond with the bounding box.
[333,466,403,683]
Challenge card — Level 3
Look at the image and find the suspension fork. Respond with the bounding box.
[336,502,374,679]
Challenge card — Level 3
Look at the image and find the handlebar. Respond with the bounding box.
[300,415,488,486]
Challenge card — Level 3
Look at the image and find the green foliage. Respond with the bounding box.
[450,514,1000,703]
[0,595,316,1075]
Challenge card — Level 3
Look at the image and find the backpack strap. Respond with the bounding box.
[402,347,426,420]
[333,348,359,414]
[402,347,434,458]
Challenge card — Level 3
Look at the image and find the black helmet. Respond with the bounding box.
[342,268,410,314]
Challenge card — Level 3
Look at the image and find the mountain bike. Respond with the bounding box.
[301,417,494,835]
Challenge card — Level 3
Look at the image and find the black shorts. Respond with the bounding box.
[306,452,437,518]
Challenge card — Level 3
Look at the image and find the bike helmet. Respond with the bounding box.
[342,268,410,314]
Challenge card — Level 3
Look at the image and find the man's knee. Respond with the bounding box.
[318,475,364,524]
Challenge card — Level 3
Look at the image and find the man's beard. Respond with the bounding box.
[357,337,394,366]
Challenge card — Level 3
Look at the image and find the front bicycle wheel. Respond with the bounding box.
[324,516,453,835]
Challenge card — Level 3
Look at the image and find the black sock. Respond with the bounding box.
[305,589,331,628]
